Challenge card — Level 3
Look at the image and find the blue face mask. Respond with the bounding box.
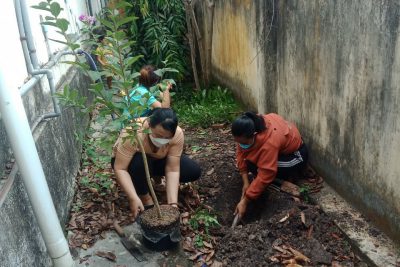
[239,137,255,149]
[239,143,252,149]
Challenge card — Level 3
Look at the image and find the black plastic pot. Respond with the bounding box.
[142,231,180,251]
[138,205,181,251]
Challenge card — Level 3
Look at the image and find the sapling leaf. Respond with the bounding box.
[31,2,50,12]
[42,21,58,27]
[56,18,69,32]
[49,2,62,17]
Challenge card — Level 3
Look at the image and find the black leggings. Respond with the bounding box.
[247,143,309,181]
[111,154,201,195]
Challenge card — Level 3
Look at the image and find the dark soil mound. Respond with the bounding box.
[185,126,367,266]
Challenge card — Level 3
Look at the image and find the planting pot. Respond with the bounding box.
[138,205,181,251]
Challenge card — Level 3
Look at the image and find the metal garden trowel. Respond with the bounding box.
[113,221,146,262]
[231,214,241,228]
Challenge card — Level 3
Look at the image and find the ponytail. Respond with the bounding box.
[231,111,266,138]
[139,65,160,88]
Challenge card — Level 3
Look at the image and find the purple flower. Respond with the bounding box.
[78,14,87,22]
[78,14,96,25]
[87,16,96,25]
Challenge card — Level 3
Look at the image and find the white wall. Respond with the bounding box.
[0,0,103,93]
[0,1,29,92]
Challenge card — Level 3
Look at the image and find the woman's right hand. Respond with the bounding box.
[128,196,145,220]
[166,82,172,91]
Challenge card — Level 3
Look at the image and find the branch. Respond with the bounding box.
[136,135,162,218]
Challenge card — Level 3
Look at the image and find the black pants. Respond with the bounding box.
[247,143,308,181]
[111,154,201,195]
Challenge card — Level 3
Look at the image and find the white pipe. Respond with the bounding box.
[0,18,74,267]
[0,66,74,267]
[19,0,39,69]
[17,0,61,115]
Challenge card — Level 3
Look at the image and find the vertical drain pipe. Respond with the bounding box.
[18,0,61,117]
[0,72,74,266]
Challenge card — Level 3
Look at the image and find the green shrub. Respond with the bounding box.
[126,0,188,80]
[173,86,242,128]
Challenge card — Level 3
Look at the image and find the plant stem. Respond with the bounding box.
[135,135,162,218]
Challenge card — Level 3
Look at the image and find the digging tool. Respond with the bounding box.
[231,214,240,228]
[113,221,146,262]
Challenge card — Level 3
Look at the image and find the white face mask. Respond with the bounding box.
[149,135,171,148]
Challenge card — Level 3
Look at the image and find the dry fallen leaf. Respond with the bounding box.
[269,256,280,263]
[182,240,196,252]
[189,252,203,261]
[307,225,314,239]
[288,247,310,263]
[300,211,306,225]
[283,259,297,264]
[279,213,290,223]
[211,123,225,129]
[203,241,213,249]
[273,245,289,254]
[206,250,215,262]
[95,251,116,262]
[84,202,94,209]
[206,168,215,176]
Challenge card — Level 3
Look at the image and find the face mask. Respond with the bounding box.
[149,135,170,148]
[239,137,255,150]
[239,143,252,149]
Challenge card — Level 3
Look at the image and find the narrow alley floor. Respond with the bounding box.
[68,111,400,267]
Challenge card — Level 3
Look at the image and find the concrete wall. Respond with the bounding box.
[0,68,92,267]
[0,1,104,266]
[199,0,277,113]
[196,0,400,243]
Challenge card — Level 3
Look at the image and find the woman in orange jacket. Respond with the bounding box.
[232,112,308,218]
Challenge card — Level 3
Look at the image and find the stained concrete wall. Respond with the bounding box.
[196,0,400,243]
[0,67,92,267]
[198,0,277,113]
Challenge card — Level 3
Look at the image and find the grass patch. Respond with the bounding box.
[173,85,242,128]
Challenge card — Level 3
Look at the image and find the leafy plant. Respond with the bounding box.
[299,185,311,203]
[189,208,220,248]
[193,234,204,248]
[125,0,188,80]
[173,85,242,128]
[32,0,178,218]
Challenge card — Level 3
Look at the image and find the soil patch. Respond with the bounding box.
[184,126,368,267]
[140,205,180,231]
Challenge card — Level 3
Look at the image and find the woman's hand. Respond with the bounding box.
[234,197,250,219]
[129,196,144,220]
[166,82,172,91]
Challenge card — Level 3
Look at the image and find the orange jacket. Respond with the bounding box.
[236,113,302,200]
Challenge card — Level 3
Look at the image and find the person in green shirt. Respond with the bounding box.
[127,65,172,117]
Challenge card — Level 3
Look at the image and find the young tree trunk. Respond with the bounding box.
[189,2,206,86]
[185,0,201,91]
[136,136,162,218]
[205,0,215,85]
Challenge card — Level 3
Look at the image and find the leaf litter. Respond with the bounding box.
[67,120,368,266]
